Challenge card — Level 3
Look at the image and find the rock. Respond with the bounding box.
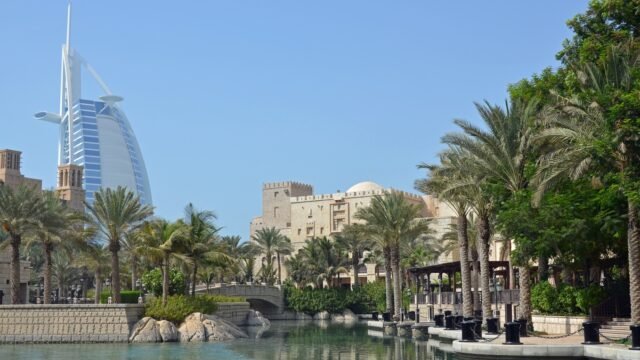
[158,320,178,342]
[343,309,358,322]
[178,313,207,342]
[203,314,248,341]
[331,313,345,322]
[246,310,271,327]
[129,317,161,343]
[296,312,312,320]
[313,311,330,320]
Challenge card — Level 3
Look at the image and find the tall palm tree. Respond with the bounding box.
[441,98,538,324]
[75,241,110,304]
[221,235,259,282]
[417,155,475,318]
[535,44,640,323]
[24,191,82,304]
[85,187,153,303]
[252,227,286,286]
[275,236,292,285]
[121,231,144,291]
[138,219,187,305]
[0,185,44,303]
[303,236,348,288]
[355,192,431,319]
[335,224,372,288]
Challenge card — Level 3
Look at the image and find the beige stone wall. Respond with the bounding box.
[531,315,588,334]
[0,248,31,304]
[213,302,251,325]
[0,304,144,343]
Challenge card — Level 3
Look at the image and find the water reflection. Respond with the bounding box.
[229,321,456,360]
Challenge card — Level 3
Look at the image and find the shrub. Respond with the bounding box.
[531,282,557,314]
[141,268,186,297]
[575,284,606,314]
[557,285,578,314]
[361,281,386,313]
[144,295,243,324]
[100,290,141,304]
[284,283,383,315]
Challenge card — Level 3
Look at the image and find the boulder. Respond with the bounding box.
[158,320,178,342]
[203,314,248,341]
[246,310,271,327]
[129,317,161,343]
[178,313,207,342]
[313,311,330,320]
[343,309,358,322]
[331,313,345,322]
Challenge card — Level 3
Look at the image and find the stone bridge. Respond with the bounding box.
[196,284,284,315]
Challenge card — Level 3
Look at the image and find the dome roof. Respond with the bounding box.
[346,181,384,193]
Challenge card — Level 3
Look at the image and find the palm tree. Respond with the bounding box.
[355,192,431,319]
[182,203,228,296]
[75,241,110,304]
[534,44,640,323]
[221,235,259,283]
[121,231,143,291]
[303,236,348,288]
[24,191,82,304]
[441,98,538,324]
[138,219,187,305]
[335,224,372,288]
[417,155,475,318]
[252,227,286,286]
[85,187,153,303]
[285,250,312,287]
[0,185,44,303]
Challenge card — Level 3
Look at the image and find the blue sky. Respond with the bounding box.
[0,1,588,240]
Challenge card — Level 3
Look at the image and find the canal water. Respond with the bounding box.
[0,321,457,359]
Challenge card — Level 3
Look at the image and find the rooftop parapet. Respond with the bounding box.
[290,188,422,203]
[263,181,314,192]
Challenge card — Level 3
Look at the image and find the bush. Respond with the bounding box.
[575,284,606,314]
[141,268,186,297]
[532,282,557,314]
[284,283,386,315]
[557,285,578,314]
[100,290,141,304]
[144,295,244,324]
[532,282,606,316]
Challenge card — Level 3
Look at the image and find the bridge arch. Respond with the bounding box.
[196,284,284,315]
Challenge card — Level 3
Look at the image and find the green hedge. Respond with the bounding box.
[284,281,386,315]
[531,282,606,315]
[144,295,245,324]
[141,268,186,297]
[100,290,141,304]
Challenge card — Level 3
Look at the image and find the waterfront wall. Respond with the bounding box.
[213,302,251,325]
[0,304,144,343]
[532,314,588,334]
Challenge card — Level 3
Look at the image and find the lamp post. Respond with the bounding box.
[136,279,143,304]
[105,279,112,304]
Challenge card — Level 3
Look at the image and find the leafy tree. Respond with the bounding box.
[141,267,186,297]
[252,227,289,286]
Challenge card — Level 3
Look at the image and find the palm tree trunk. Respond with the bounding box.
[391,243,403,321]
[383,246,393,315]
[519,265,532,326]
[627,200,640,323]
[10,234,21,304]
[43,241,52,304]
[277,253,282,285]
[110,242,121,304]
[457,214,473,318]
[94,270,102,304]
[191,263,197,296]
[131,255,138,291]
[478,215,492,320]
[162,254,169,305]
[472,260,481,315]
[352,250,359,288]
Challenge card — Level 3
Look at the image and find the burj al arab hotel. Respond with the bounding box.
[35,4,152,206]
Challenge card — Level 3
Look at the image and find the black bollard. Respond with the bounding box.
[582,321,601,345]
[455,315,464,329]
[408,311,416,321]
[372,312,379,321]
[434,314,444,327]
[503,322,522,345]
[444,310,452,316]
[516,319,528,337]
[486,317,499,334]
[382,312,391,322]
[445,315,455,330]
[461,320,477,342]
[630,324,640,350]
[474,319,483,339]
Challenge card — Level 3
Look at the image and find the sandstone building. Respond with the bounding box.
[250,180,460,286]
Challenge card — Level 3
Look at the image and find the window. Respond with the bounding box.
[308,208,313,218]
[274,191,279,198]
[273,207,279,218]
[298,229,302,235]
[306,227,313,236]
[320,227,324,234]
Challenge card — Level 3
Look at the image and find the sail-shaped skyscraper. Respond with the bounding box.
[35,4,152,206]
